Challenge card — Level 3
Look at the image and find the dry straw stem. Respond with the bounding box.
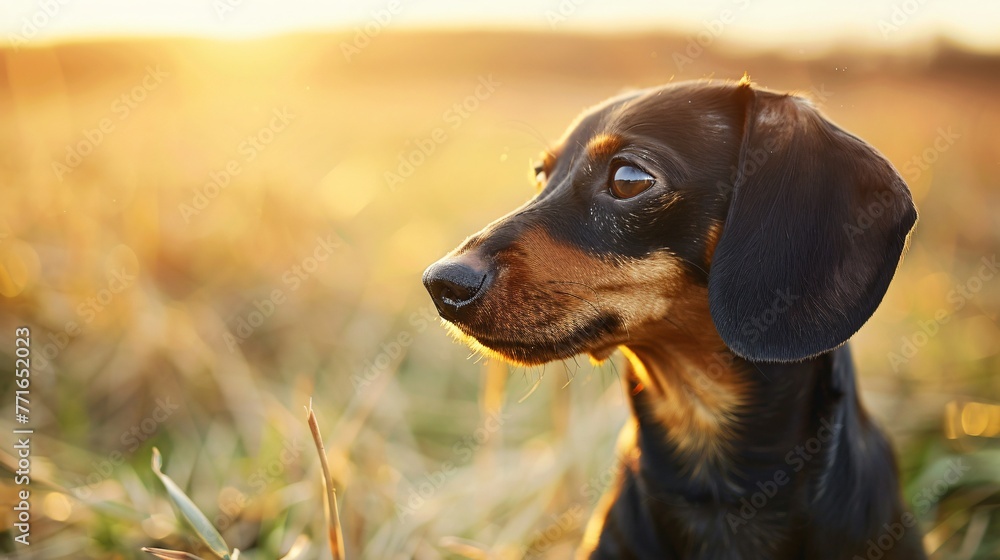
[307,400,346,560]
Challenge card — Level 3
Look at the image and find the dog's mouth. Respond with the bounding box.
[443,313,622,366]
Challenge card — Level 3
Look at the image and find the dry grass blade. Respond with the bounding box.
[279,535,312,560]
[924,485,1000,555]
[141,547,208,560]
[438,536,494,559]
[150,448,232,560]
[307,401,346,560]
[956,507,993,560]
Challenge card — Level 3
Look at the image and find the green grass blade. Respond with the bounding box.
[151,448,232,560]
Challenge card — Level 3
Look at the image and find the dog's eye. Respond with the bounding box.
[610,164,655,199]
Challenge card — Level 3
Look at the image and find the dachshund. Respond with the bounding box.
[422,78,925,560]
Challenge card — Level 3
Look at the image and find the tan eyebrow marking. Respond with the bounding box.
[586,133,624,159]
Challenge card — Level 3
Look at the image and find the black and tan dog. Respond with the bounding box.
[422,78,925,559]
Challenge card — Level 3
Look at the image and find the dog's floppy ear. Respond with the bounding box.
[708,84,917,363]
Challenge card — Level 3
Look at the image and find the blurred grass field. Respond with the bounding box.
[1,31,999,559]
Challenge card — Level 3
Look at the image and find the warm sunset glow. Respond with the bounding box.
[2,0,999,52]
[3,1,998,556]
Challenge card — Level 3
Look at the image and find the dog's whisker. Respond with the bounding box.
[678,256,710,278]
[546,279,601,298]
[607,357,628,403]
[518,372,543,403]
[561,361,575,389]
[552,289,601,318]
[499,119,552,150]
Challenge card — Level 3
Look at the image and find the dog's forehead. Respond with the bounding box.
[555,82,740,158]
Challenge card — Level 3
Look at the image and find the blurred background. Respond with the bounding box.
[0,1,999,558]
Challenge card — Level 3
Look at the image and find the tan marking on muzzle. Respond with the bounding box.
[445,225,688,364]
[512,227,686,330]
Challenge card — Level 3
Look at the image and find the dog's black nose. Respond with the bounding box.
[423,256,490,321]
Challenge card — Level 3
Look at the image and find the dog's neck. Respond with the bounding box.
[579,299,918,557]
[617,311,844,504]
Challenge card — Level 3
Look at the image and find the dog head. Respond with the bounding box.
[423,79,916,365]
